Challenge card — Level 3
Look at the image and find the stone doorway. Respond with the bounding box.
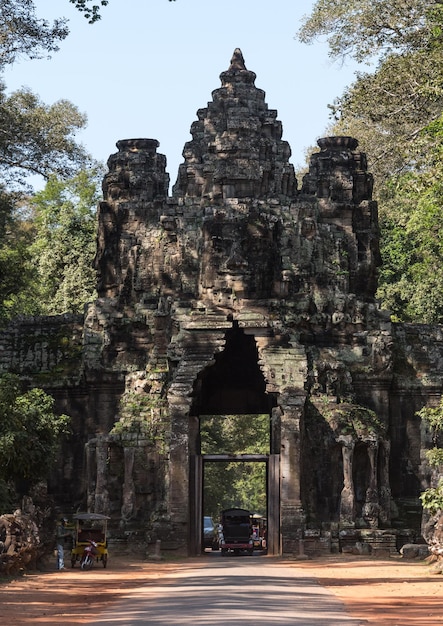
[190,454,280,555]
[188,323,280,555]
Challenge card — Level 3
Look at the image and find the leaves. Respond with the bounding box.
[298,0,439,63]
[420,478,443,514]
[26,169,101,314]
[0,84,90,187]
[0,374,71,483]
[0,0,69,68]
[69,1,110,24]
[201,415,269,519]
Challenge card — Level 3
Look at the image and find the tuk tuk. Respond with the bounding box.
[219,508,254,555]
[252,513,267,552]
[70,512,110,568]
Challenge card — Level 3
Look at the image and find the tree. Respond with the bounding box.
[0,0,69,69]
[201,415,269,519]
[26,169,101,315]
[0,374,70,486]
[0,188,36,323]
[0,82,90,188]
[298,0,440,64]
[0,169,100,323]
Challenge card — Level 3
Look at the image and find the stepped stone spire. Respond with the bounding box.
[172,49,297,200]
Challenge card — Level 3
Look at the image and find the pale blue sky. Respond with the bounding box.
[5,0,360,190]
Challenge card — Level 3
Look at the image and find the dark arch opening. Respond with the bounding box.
[190,322,272,416]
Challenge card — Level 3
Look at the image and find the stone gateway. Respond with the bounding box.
[1,49,442,555]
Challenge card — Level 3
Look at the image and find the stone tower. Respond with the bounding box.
[1,50,442,555]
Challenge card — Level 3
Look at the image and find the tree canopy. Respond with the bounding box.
[26,169,101,315]
[298,0,441,64]
[0,374,70,485]
[0,83,90,188]
[0,1,100,324]
[201,415,268,519]
[0,0,68,69]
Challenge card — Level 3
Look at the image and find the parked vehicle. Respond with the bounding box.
[80,540,98,570]
[219,508,254,555]
[252,514,267,553]
[70,512,110,568]
[203,516,219,550]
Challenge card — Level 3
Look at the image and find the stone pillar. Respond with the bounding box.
[94,437,110,515]
[280,395,305,554]
[363,440,380,528]
[121,445,136,522]
[167,395,191,549]
[378,439,392,526]
[338,435,355,526]
[85,438,96,512]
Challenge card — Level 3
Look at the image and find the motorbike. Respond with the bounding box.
[80,540,98,570]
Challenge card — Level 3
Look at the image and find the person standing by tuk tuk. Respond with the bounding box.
[56,517,70,570]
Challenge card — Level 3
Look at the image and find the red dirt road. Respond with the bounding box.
[0,554,441,625]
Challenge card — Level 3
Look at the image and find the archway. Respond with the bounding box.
[188,323,280,555]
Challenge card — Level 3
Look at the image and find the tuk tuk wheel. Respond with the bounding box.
[71,556,76,568]
[102,554,108,568]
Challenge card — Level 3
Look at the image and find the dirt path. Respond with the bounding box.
[0,554,441,625]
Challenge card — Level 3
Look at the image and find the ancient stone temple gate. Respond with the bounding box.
[1,49,443,555]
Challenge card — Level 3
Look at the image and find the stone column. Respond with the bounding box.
[338,435,355,526]
[378,439,392,526]
[167,394,191,548]
[363,440,380,528]
[121,445,136,522]
[280,394,305,554]
[94,437,110,515]
[85,438,96,512]
[260,343,308,555]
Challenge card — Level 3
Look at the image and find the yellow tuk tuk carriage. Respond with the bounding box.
[70,512,110,568]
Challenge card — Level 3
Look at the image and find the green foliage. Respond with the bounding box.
[204,461,266,521]
[417,398,443,448]
[0,373,70,485]
[110,391,167,451]
[376,160,443,322]
[69,1,109,24]
[0,479,16,513]
[69,0,176,24]
[0,188,36,323]
[322,402,385,439]
[0,83,90,188]
[298,0,440,63]
[0,169,100,321]
[25,169,101,314]
[420,478,443,515]
[0,0,69,69]
[417,399,443,514]
[201,414,269,519]
[200,414,269,455]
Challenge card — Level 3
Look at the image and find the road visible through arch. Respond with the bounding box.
[90,555,367,625]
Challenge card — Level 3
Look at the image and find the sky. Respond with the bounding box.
[4,0,361,191]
